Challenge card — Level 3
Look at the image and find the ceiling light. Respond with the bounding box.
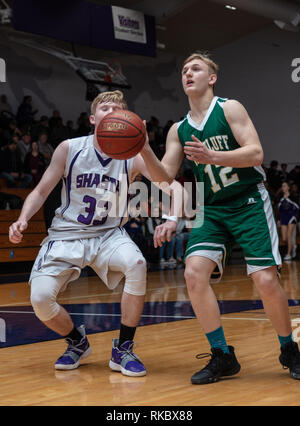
[225,5,237,10]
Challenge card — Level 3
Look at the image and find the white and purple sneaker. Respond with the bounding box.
[109,339,146,377]
[55,325,92,370]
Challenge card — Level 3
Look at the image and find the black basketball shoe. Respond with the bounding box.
[279,341,300,380]
[191,346,241,385]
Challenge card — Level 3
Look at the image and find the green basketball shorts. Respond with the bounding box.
[184,183,281,282]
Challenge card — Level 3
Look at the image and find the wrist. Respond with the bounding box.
[162,214,178,224]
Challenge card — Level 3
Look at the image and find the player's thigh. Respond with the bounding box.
[91,228,146,292]
[185,207,233,282]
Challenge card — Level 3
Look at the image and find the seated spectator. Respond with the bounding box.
[279,163,290,182]
[0,139,32,188]
[32,115,50,140]
[23,141,46,187]
[16,95,38,126]
[17,133,31,163]
[277,181,299,261]
[146,204,176,268]
[2,119,22,145]
[173,218,191,264]
[37,132,54,166]
[124,213,147,258]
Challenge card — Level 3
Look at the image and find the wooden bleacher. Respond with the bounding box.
[0,180,46,263]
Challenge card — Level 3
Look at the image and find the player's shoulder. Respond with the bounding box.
[223,99,249,122]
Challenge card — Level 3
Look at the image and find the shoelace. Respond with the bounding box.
[195,353,212,360]
[119,342,141,362]
[195,351,223,373]
[63,339,85,356]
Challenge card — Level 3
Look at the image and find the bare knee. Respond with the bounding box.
[184,266,210,293]
[252,268,280,298]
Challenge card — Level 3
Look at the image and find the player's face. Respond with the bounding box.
[90,101,124,128]
[181,59,216,95]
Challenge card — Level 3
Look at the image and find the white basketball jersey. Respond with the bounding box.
[47,135,135,241]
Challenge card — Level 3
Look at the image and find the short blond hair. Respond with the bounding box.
[90,90,127,115]
[182,51,219,75]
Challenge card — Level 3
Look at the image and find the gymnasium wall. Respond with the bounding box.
[0,24,299,164]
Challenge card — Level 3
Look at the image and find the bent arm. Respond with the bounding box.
[214,100,263,167]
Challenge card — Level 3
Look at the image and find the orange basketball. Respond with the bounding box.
[96,110,146,160]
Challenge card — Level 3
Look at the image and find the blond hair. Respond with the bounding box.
[90,90,127,115]
[182,51,219,75]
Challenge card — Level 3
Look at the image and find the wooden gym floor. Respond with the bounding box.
[0,260,300,406]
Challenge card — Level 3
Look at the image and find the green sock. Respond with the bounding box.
[278,333,293,348]
[206,326,230,354]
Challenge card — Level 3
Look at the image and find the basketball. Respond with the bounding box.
[97,110,146,159]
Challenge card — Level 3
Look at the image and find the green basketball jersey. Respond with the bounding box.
[177,96,265,205]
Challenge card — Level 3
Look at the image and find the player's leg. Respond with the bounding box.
[184,208,240,384]
[92,231,147,376]
[231,185,300,379]
[108,243,146,376]
[30,274,91,370]
[251,267,300,379]
[185,255,221,333]
[29,240,91,370]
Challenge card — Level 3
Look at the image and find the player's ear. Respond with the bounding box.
[209,73,217,87]
[89,115,95,125]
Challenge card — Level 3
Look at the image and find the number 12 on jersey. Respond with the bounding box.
[204,164,239,193]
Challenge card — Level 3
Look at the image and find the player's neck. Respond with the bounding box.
[188,91,215,123]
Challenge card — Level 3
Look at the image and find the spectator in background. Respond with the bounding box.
[277,181,299,261]
[16,95,38,126]
[32,115,50,140]
[279,163,290,183]
[289,165,300,189]
[17,133,31,163]
[23,141,46,187]
[173,218,191,264]
[50,117,69,148]
[49,110,62,131]
[0,94,13,115]
[162,120,174,143]
[2,119,22,145]
[0,139,32,188]
[146,203,176,269]
[76,112,91,136]
[267,160,282,199]
[66,120,77,139]
[37,132,54,167]
[124,213,147,258]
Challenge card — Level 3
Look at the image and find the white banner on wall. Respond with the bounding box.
[112,6,146,44]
